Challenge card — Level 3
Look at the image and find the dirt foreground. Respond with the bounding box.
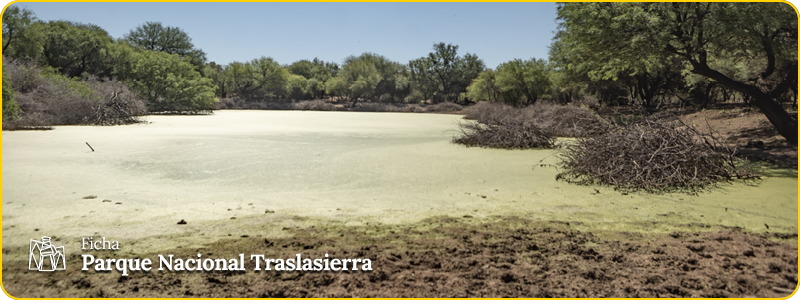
[3,215,797,298]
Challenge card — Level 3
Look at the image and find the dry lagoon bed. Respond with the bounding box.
[1,110,797,297]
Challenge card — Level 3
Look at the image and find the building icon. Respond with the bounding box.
[29,236,66,271]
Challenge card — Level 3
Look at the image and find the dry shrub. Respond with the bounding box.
[4,78,147,129]
[352,102,392,112]
[212,98,238,109]
[524,102,609,137]
[556,118,758,194]
[216,100,294,110]
[212,99,431,113]
[5,79,96,128]
[463,101,521,125]
[4,58,45,94]
[352,103,426,112]
[462,101,607,138]
[425,102,463,113]
[85,79,148,125]
[3,58,147,129]
[453,119,555,149]
[293,100,335,111]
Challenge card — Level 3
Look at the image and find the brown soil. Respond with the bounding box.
[679,105,797,168]
[3,216,797,298]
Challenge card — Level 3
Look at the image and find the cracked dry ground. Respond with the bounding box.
[3,216,798,297]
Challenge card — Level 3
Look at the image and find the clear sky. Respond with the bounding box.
[9,2,559,69]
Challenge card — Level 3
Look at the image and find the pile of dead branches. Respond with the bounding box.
[556,118,759,194]
[453,119,556,149]
[524,102,610,137]
[85,80,148,126]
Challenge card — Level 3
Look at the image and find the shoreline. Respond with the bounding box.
[2,110,796,297]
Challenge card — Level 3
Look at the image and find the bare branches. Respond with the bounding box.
[556,117,759,194]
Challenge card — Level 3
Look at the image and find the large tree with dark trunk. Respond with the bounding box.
[553,2,797,145]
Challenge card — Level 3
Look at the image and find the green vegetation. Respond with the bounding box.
[126,50,216,112]
[2,58,147,128]
[409,43,485,103]
[2,12,215,119]
[2,2,795,144]
[123,21,207,70]
[2,61,20,122]
[550,2,797,144]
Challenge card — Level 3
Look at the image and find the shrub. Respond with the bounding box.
[463,101,521,125]
[425,102,463,113]
[3,58,147,129]
[2,63,21,122]
[523,102,609,137]
[463,101,609,138]
[128,50,216,113]
[293,100,335,111]
[556,118,758,194]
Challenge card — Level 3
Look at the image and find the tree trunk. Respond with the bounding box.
[688,60,797,145]
[749,91,797,145]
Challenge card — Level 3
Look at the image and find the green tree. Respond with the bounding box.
[288,59,315,79]
[123,21,207,70]
[127,50,216,112]
[288,58,339,99]
[326,59,381,103]
[306,77,326,99]
[553,2,797,144]
[495,58,551,106]
[2,6,40,58]
[39,21,112,78]
[285,74,309,100]
[249,56,290,100]
[408,57,438,101]
[227,61,255,99]
[222,57,291,101]
[203,62,230,98]
[409,43,485,102]
[465,69,499,102]
[344,53,410,102]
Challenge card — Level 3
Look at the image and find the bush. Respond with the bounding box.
[523,102,609,137]
[128,51,216,113]
[463,101,609,138]
[2,62,21,122]
[556,118,758,194]
[463,101,521,125]
[293,100,335,111]
[456,101,555,149]
[3,58,147,129]
[425,102,463,113]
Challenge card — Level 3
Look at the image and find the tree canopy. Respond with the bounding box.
[127,50,216,112]
[123,21,207,69]
[409,43,485,103]
[552,2,797,143]
[2,6,38,57]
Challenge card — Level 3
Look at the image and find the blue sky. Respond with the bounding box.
[10,2,558,69]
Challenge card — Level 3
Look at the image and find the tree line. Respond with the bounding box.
[2,3,796,143]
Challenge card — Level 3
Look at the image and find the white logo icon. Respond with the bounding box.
[29,236,66,271]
